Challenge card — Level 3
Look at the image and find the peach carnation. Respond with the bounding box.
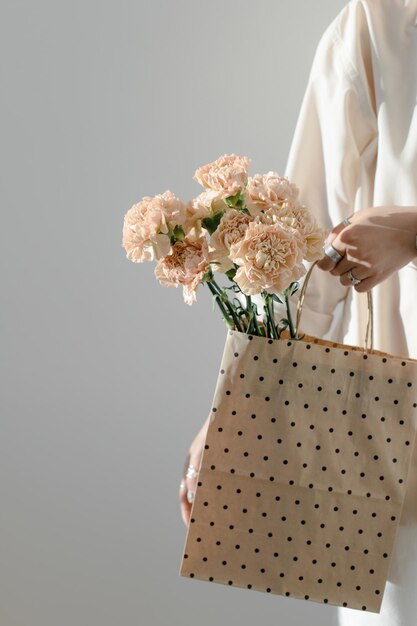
[122,190,187,262]
[193,154,250,199]
[265,203,328,262]
[228,219,306,295]
[209,209,254,273]
[154,236,211,305]
[122,197,169,262]
[245,172,300,216]
[183,191,228,238]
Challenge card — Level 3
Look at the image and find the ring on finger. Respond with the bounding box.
[347,269,362,286]
[186,464,198,479]
[323,242,343,264]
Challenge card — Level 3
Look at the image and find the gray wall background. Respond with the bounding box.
[1,1,348,624]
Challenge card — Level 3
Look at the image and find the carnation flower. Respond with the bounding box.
[193,154,250,199]
[151,189,187,229]
[183,191,228,238]
[245,172,300,216]
[122,190,187,262]
[154,236,211,305]
[263,203,328,262]
[122,197,170,262]
[190,190,228,215]
[209,209,254,273]
[228,219,306,295]
[122,154,327,338]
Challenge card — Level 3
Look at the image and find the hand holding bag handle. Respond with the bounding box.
[295,260,374,354]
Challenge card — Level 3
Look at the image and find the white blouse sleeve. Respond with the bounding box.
[276,6,378,340]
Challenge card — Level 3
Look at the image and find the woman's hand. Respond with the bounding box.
[179,415,211,528]
[316,205,417,291]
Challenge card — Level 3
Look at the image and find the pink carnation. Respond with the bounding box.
[154,236,211,305]
[228,219,306,295]
[122,190,186,262]
[264,203,328,262]
[209,209,254,273]
[245,172,300,216]
[193,154,250,199]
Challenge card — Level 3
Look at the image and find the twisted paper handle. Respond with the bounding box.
[295,260,374,354]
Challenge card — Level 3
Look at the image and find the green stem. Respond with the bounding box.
[284,290,296,339]
[206,282,234,330]
[225,276,254,334]
[267,295,279,339]
[209,277,244,332]
[244,294,253,334]
[252,305,261,335]
[262,293,270,339]
[261,292,278,340]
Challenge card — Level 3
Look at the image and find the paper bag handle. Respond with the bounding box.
[295,260,374,354]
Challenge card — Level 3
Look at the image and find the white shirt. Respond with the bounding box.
[280,1,417,622]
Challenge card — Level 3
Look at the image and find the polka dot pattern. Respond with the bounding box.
[179,330,417,613]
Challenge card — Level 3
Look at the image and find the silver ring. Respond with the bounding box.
[323,243,343,263]
[342,217,351,227]
[186,490,194,503]
[347,269,361,285]
[186,464,198,479]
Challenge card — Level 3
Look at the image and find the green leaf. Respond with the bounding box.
[233,298,244,310]
[225,267,237,281]
[271,293,284,304]
[289,281,299,296]
[252,302,260,316]
[201,267,213,283]
[172,225,185,241]
[201,210,225,235]
[224,191,246,210]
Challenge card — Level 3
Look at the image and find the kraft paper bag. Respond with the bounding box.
[179,328,417,613]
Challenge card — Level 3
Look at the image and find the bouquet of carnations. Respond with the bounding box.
[121,154,417,614]
[122,154,327,338]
